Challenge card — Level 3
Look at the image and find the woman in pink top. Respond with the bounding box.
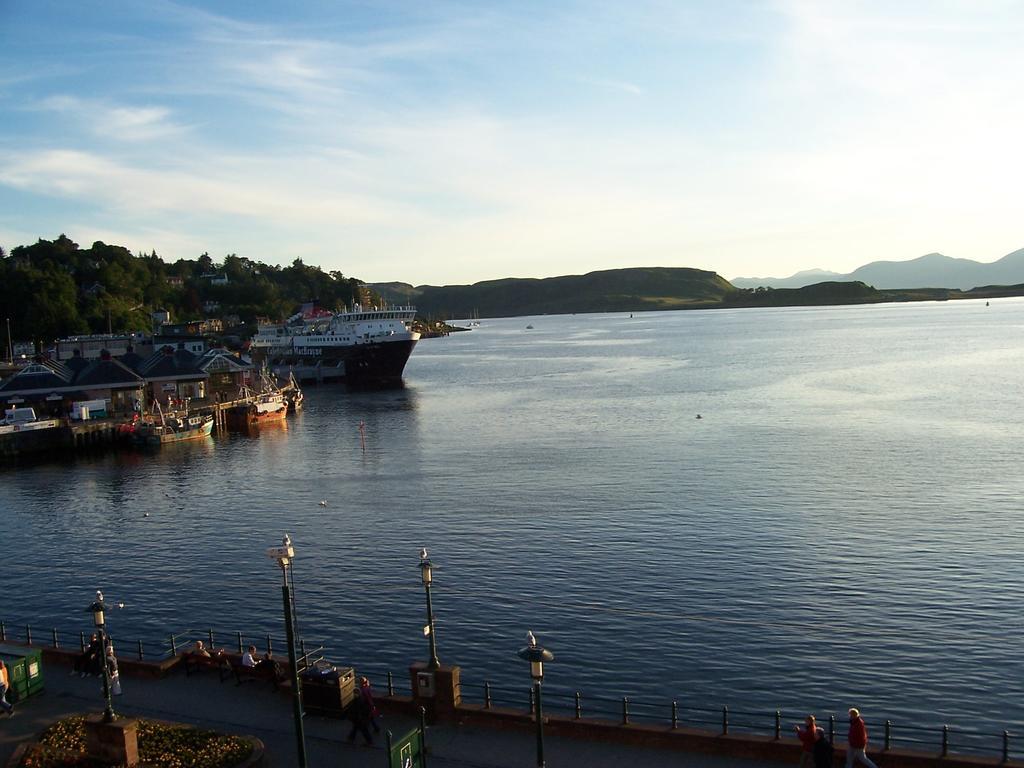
[795,714,822,768]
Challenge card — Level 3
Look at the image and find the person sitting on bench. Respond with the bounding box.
[241,645,257,668]
[254,651,281,678]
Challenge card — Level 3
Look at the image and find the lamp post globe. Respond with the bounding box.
[420,548,440,670]
[517,631,554,768]
[86,591,115,723]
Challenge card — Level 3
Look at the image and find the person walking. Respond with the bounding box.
[795,715,822,768]
[346,681,375,746]
[0,660,13,716]
[846,708,878,768]
[813,727,834,768]
[359,676,381,734]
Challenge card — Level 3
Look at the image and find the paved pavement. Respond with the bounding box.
[0,661,790,767]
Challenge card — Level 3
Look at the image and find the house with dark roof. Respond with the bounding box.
[64,350,90,377]
[137,345,208,406]
[152,325,207,354]
[0,359,75,411]
[0,352,144,418]
[198,348,253,400]
[74,355,146,413]
[118,347,145,373]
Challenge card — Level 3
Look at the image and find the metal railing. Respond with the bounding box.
[466,677,1017,761]
[2,620,172,663]
[1,619,326,673]
[2,616,1014,761]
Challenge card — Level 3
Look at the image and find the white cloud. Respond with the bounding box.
[34,95,188,142]
[0,148,421,226]
[2,0,1023,284]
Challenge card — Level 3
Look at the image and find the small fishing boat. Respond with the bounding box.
[136,412,214,446]
[227,369,289,429]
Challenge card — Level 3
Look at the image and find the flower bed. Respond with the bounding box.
[18,716,254,768]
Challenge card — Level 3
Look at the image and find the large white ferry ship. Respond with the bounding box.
[250,304,420,384]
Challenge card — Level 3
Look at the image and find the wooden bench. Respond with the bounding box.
[181,650,230,681]
[229,657,283,691]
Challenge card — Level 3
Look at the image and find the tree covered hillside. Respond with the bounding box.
[1,235,378,341]
[374,267,734,318]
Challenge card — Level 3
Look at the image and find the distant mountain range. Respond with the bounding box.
[732,248,1024,290]
[373,248,1024,319]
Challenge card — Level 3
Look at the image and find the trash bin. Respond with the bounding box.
[0,643,44,702]
[301,665,355,718]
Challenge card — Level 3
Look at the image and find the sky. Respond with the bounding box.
[1,0,1022,286]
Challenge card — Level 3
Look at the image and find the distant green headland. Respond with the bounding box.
[4,235,1023,346]
[372,269,1023,319]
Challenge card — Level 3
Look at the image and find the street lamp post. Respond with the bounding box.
[86,591,116,724]
[517,631,554,768]
[419,548,440,670]
[266,534,308,768]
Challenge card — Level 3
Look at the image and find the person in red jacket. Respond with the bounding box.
[846,708,878,768]
[795,714,822,768]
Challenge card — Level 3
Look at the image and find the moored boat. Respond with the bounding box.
[226,392,287,429]
[135,414,214,445]
[250,303,420,385]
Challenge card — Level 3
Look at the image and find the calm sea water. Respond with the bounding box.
[3,298,1023,737]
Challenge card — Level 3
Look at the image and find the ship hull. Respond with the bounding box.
[259,338,418,386]
[226,403,287,430]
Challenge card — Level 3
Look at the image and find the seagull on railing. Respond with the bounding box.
[420,547,428,560]
[526,630,537,647]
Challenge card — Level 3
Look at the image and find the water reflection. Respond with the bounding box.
[4,301,1024,732]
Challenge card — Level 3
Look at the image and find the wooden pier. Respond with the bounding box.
[0,381,301,458]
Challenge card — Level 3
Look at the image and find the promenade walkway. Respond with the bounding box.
[0,660,789,768]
